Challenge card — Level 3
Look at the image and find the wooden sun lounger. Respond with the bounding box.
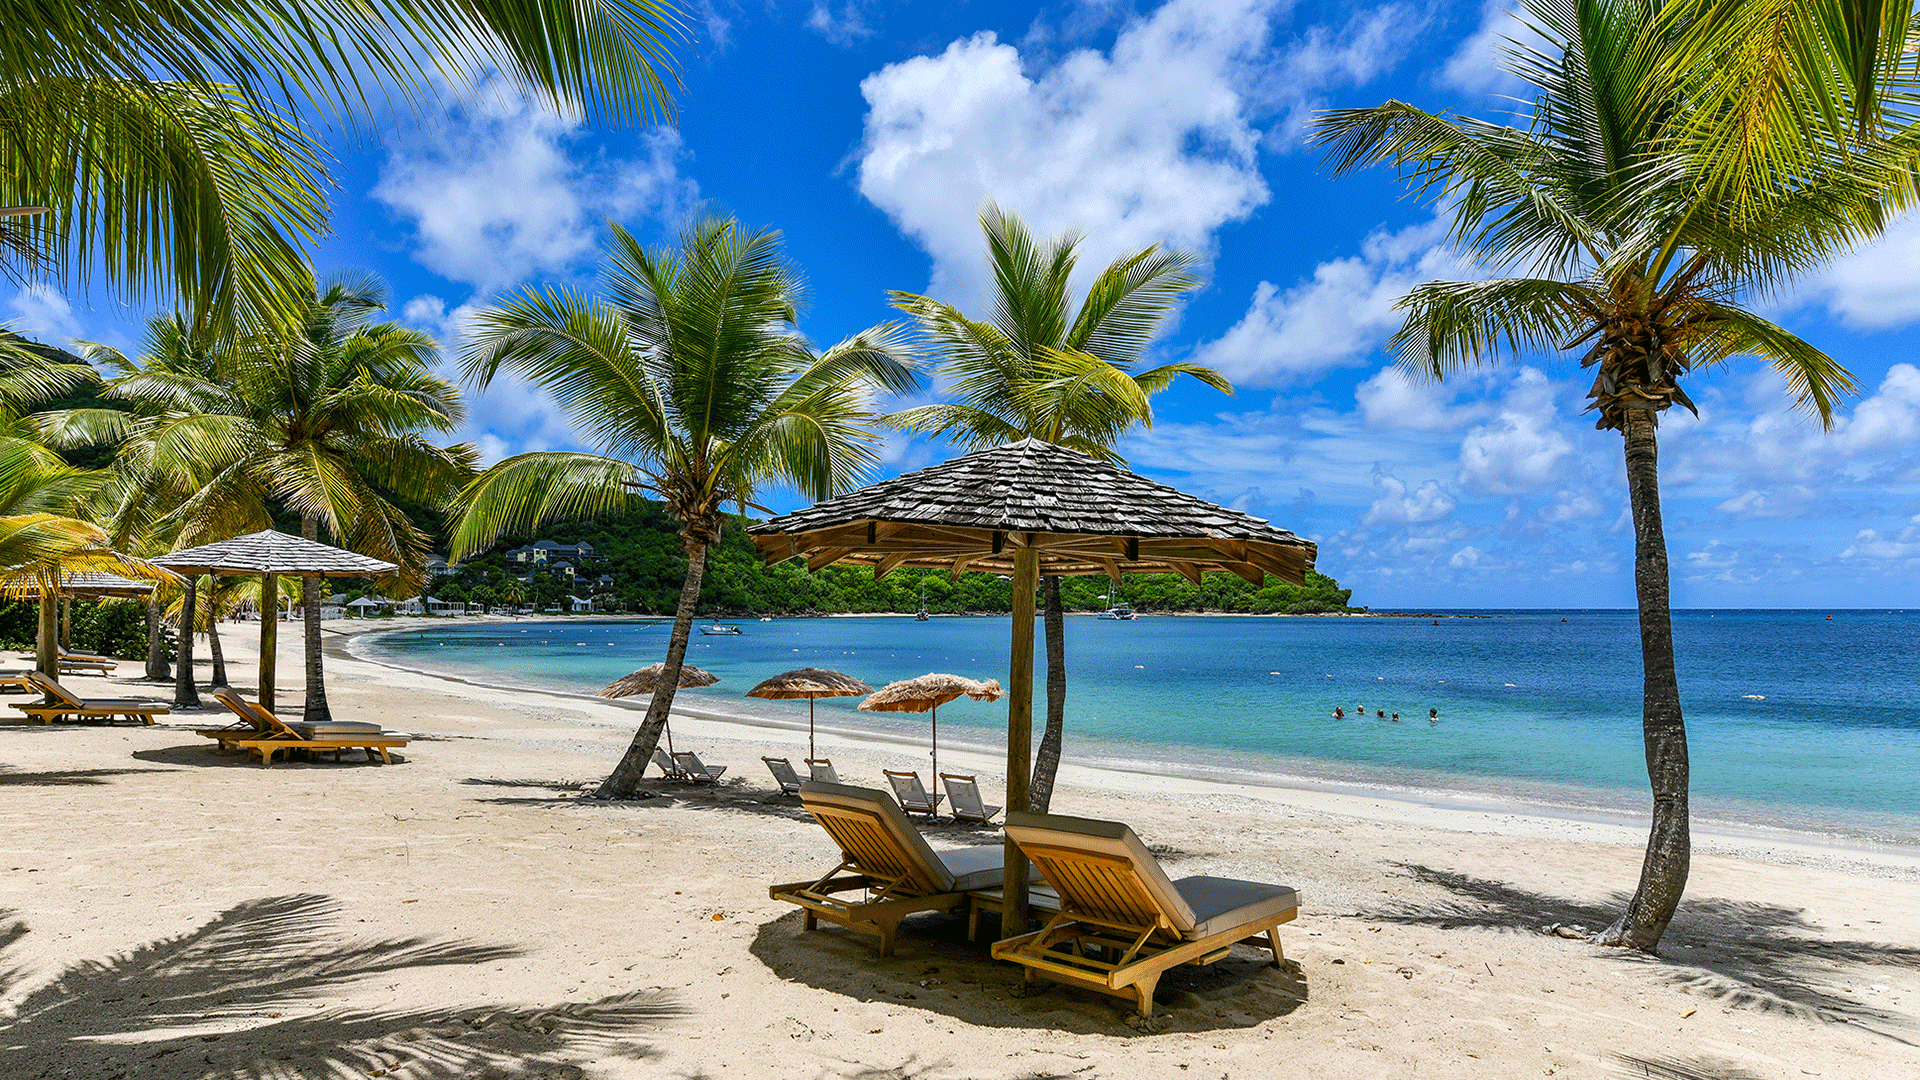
[770,781,1005,956]
[0,670,37,694]
[991,811,1299,1019]
[204,687,408,766]
[10,672,169,725]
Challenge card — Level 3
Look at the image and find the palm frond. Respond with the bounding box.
[445,452,642,562]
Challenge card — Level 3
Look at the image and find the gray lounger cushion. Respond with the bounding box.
[1172,876,1301,938]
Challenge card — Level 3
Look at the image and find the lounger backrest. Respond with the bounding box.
[26,672,82,706]
[764,757,803,791]
[798,781,952,894]
[210,687,274,732]
[883,770,934,811]
[805,758,839,783]
[1004,811,1197,934]
[940,773,985,818]
[651,748,678,776]
[673,752,709,778]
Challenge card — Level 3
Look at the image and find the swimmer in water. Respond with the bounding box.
[1391,712,1400,721]
[1356,706,1366,716]
[1332,706,1345,719]
[1429,707,1439,724]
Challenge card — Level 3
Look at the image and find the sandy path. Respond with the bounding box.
[1,618,1915,1080]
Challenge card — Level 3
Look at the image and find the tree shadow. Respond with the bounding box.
[0,895,683,1078]
[1373,863,1918,1042]
[131,743,403,768]
[1607,1055,1768,1079]
[0,764,172,786]
[747,908,1306,1036]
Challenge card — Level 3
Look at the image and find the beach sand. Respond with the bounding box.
[3,617,1916,1079]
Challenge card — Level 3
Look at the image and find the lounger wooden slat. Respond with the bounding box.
[770,781,1004,956]
[10,673,168,724]
[991,811,1299,1019]
[201,687,408,766]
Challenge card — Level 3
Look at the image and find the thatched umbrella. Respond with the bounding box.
[153,530,396,712]
[749,438,1315,935]
[599,662,719,756]
[859,673,1002,788]
[746,667,873,760]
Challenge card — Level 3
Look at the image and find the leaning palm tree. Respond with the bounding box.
[0,1,687,323]
[449,216,920,798]
[887,205,1231,812]
[1311,0,1916,950]
[93,273,476,721]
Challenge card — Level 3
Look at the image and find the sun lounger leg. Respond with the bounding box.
[1130,974,1160,1019]
[803,911,818,932]
[1266,927,1284,966]
[876,918,898,957]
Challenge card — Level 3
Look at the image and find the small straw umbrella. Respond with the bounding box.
[859,673,1003,788]
[599,663,719,757]
[745,667,873,760]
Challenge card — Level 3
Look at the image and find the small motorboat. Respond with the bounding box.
[699,623,743,636]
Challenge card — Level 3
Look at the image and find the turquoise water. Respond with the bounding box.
[357,610,1920,844]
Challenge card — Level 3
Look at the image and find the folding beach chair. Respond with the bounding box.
[883,770,943,817]
[770,781,1006,956]
[11,672,169,725]
[940,773,1001,824]
[651,747,689,780]
[992,811,1300,1018]
[764,757,806,795]
[673,751,727,783]
[805,758,840,783]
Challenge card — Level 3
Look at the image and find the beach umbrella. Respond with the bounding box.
[859,673,1002,790]
[153,529,397,713]
[745,667,873,760]
[599,662,719,756]
[55,571,157,650]
[749,438,1315,935]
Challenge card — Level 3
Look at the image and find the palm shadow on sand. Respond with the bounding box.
[1371,862,1917,1043]
[0,894,683,1079]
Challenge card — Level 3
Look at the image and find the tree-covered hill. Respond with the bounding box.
[429,503,1357,616]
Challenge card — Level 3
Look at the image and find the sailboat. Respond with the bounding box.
[914,575,929,621]
[1096,581,1135,621]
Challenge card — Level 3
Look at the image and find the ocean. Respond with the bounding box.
[354,610,1920,847]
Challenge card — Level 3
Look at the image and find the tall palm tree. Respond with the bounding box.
[0,1,687,322]
[1311,0,1915,951]
[94,273,476,720]
[887,206,1231,812]
[449,216,920,798]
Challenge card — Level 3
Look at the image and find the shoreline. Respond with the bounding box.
[341,617,1920,878]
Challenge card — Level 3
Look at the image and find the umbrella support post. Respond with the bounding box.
[259,572,277,711]
[809,699,816,761]
[1001,544,1039,939]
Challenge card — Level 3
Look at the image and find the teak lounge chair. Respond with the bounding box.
[203,687,407,766]
[55,650,116,675]
[673,751,727,782]
[11,672,169,725]
[770,781,1005,956]
[992,811,1299,1018]
[940,773,1002,824]
[883,770,943,817]
[764,756,806,795]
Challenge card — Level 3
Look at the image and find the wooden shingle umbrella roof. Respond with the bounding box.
[749,439,1315,585]
[58,571,158,598]
[747,667,873,760]
[749,438,1317,935]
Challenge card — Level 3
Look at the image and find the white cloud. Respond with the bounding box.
[1194,216,1474,386]
[1437,0,1525,95]
[1361,472,1455,524]
[5,285,82,345]
[1797,214,1920,329]
[1354,365,1487,431]
[373,91,697,293]
[1841,516,1920,561]
[1455,368,1574,496]
[808,1,874,45]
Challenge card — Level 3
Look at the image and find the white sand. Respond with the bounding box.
[2,616,1916,1079]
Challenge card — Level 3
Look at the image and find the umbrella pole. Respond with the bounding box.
[930,704,938,793]
[1001,545,1039,939]
[259,572,277,710]
[809,698,816,761]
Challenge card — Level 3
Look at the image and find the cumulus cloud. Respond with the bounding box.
[1795,214,1920,329]
[6,285,84,345]
[1354,365,1487,432]
[1841,515,1920,562]
[1455,368,1574,496]
[1191,216,1475,386]
[1437,0,1526,96]
[373,91,698,293]
[808,1,874,45]
[1361,472,1456,525]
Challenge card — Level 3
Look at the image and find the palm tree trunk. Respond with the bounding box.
[301,513,331,723]
[34,585,57,678]
[596,534,709,798]
[174,575,200,707]
[205,579,228,688]
[1029,575,1068,812]
[1598,409,1690,952]
[145,598,170,681]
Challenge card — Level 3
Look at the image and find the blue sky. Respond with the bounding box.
[11,0,1920,608]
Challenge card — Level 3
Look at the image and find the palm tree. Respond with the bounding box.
[0,1,687,322]
[887,205,1231,812]
[1310,0,1914,951]
[449,216,920,798]
[96,273,476,721]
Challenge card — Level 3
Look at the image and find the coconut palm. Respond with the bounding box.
[1310,0,1916,950]
[90,273,476,721]
[0,1,687,322]
[449,216,920,798]
[0,513,168,675]
[886,205,1231,813]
